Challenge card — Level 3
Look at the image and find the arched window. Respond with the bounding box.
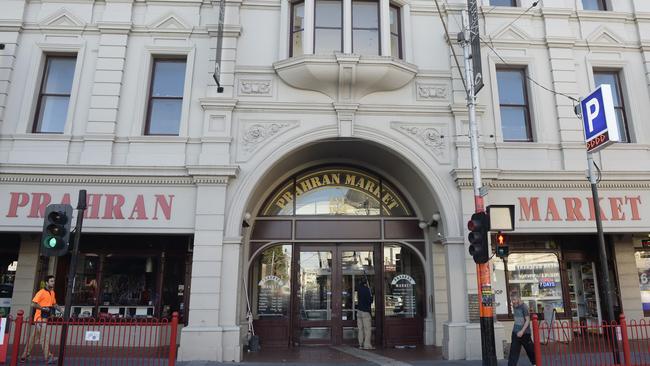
[383,244,424,318]
[260,166,413,216]
[251,245,293,319]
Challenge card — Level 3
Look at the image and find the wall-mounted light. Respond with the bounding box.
[418,212,441,229]
[242,212,252,228]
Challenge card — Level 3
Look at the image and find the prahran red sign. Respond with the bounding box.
[5,192,174,220]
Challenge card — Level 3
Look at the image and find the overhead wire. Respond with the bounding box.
[433,0,468,93]
[439,0,580,104]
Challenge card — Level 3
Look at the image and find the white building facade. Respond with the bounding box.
[1,0,650,361]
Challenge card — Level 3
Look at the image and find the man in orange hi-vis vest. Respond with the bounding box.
[20,275,62,364]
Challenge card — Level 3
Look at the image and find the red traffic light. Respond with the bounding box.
[496,233,505,246]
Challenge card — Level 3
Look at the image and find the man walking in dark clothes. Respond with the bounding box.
[356,280,374,350]
[508,293,536,366]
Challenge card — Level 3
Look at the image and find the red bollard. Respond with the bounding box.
[532,314,542,366]
[169,312,179,366]
[619,314,632,366]
[9,310,24,366]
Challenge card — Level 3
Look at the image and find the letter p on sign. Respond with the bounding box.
[585,98,600,133]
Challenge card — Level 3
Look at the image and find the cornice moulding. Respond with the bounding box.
[0,174,196,186]
[199,98,238,111]
[186,165,239,177]
[234,101,333,112]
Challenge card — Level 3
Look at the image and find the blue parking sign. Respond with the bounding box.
[580,84,621,153]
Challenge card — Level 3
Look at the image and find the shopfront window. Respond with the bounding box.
[635,251,650,316]
[252,245,292,318]
[383,244,423,318]
[0,260,17,317]
[506,253,564,315]
[64,235,190,321]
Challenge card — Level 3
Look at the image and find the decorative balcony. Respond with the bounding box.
[274,53,418,102]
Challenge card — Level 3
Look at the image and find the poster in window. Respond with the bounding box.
[635,251,650,314]
[389,274,416,318]
[257,275,289,317]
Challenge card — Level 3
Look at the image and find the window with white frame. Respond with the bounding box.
[33,56,77,133]
[496,67,533,142]
[593,70,630,142]
[582,0,607,11]
[491,0,517,6]
[290,0,402,58]
[315,0,343,54]
[145,58,187,136]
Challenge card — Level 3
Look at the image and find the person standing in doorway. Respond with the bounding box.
[20,275,62,364]
[356,279,374,350]
[508,293,536,366]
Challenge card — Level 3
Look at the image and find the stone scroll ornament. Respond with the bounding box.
[396,125,447,161]
[242,123,290,152]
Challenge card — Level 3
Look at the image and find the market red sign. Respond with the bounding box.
[518,196,642,222]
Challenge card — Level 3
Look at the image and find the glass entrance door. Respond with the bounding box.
[294,244,377,345]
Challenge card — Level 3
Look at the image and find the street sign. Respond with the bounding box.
[580,84,621,153]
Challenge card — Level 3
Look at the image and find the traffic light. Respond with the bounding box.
[468,211,490,264]
[41,204,73,256]
[495,232,508,258]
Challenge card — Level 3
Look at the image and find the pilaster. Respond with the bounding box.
[82,27,129,164]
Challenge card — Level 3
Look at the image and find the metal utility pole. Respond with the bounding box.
[459,9,497,366]
[586,154,616,323]
[58,189,87,366]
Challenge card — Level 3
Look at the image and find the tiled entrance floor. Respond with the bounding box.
[243,345,444,364]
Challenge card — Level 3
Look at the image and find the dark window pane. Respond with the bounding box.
[582,0,606,10]
[500,106,529,141]
[36,95,70,133]
[44,58,76,94]
[152,60,186,97]
[149,99,182,135]
[389,7,399,34]
[314,29,342,54]
[497,70,526,105]
[353,30,379,55]
[292,31,304,56]
[353,1,378,29]
[491,0,516,6]
[293,3,305,31]
[315,0,341,27]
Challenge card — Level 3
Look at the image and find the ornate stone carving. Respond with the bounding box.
[242,123,289,151]
[237,121,299,162]
[392,122,448,163]
[239,80,272,96]
[416,83,448,100]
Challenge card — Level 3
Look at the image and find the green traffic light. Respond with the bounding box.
[44,236,59,248]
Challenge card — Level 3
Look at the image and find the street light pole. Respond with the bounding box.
[459,10,497,366]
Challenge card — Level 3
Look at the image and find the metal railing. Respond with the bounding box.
[4,310,178,366]
[532,313,650,366]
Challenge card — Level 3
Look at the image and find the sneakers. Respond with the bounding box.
[46,356,58,364]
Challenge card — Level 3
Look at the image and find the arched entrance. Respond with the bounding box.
[247,165,427,348]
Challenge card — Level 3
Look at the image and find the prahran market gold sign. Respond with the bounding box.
[263,168,410,216]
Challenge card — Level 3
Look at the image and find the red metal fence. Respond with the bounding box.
[3,310,178,366]
[532,314,650,366]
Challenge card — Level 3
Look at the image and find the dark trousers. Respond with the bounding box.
[508,332,536,366]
